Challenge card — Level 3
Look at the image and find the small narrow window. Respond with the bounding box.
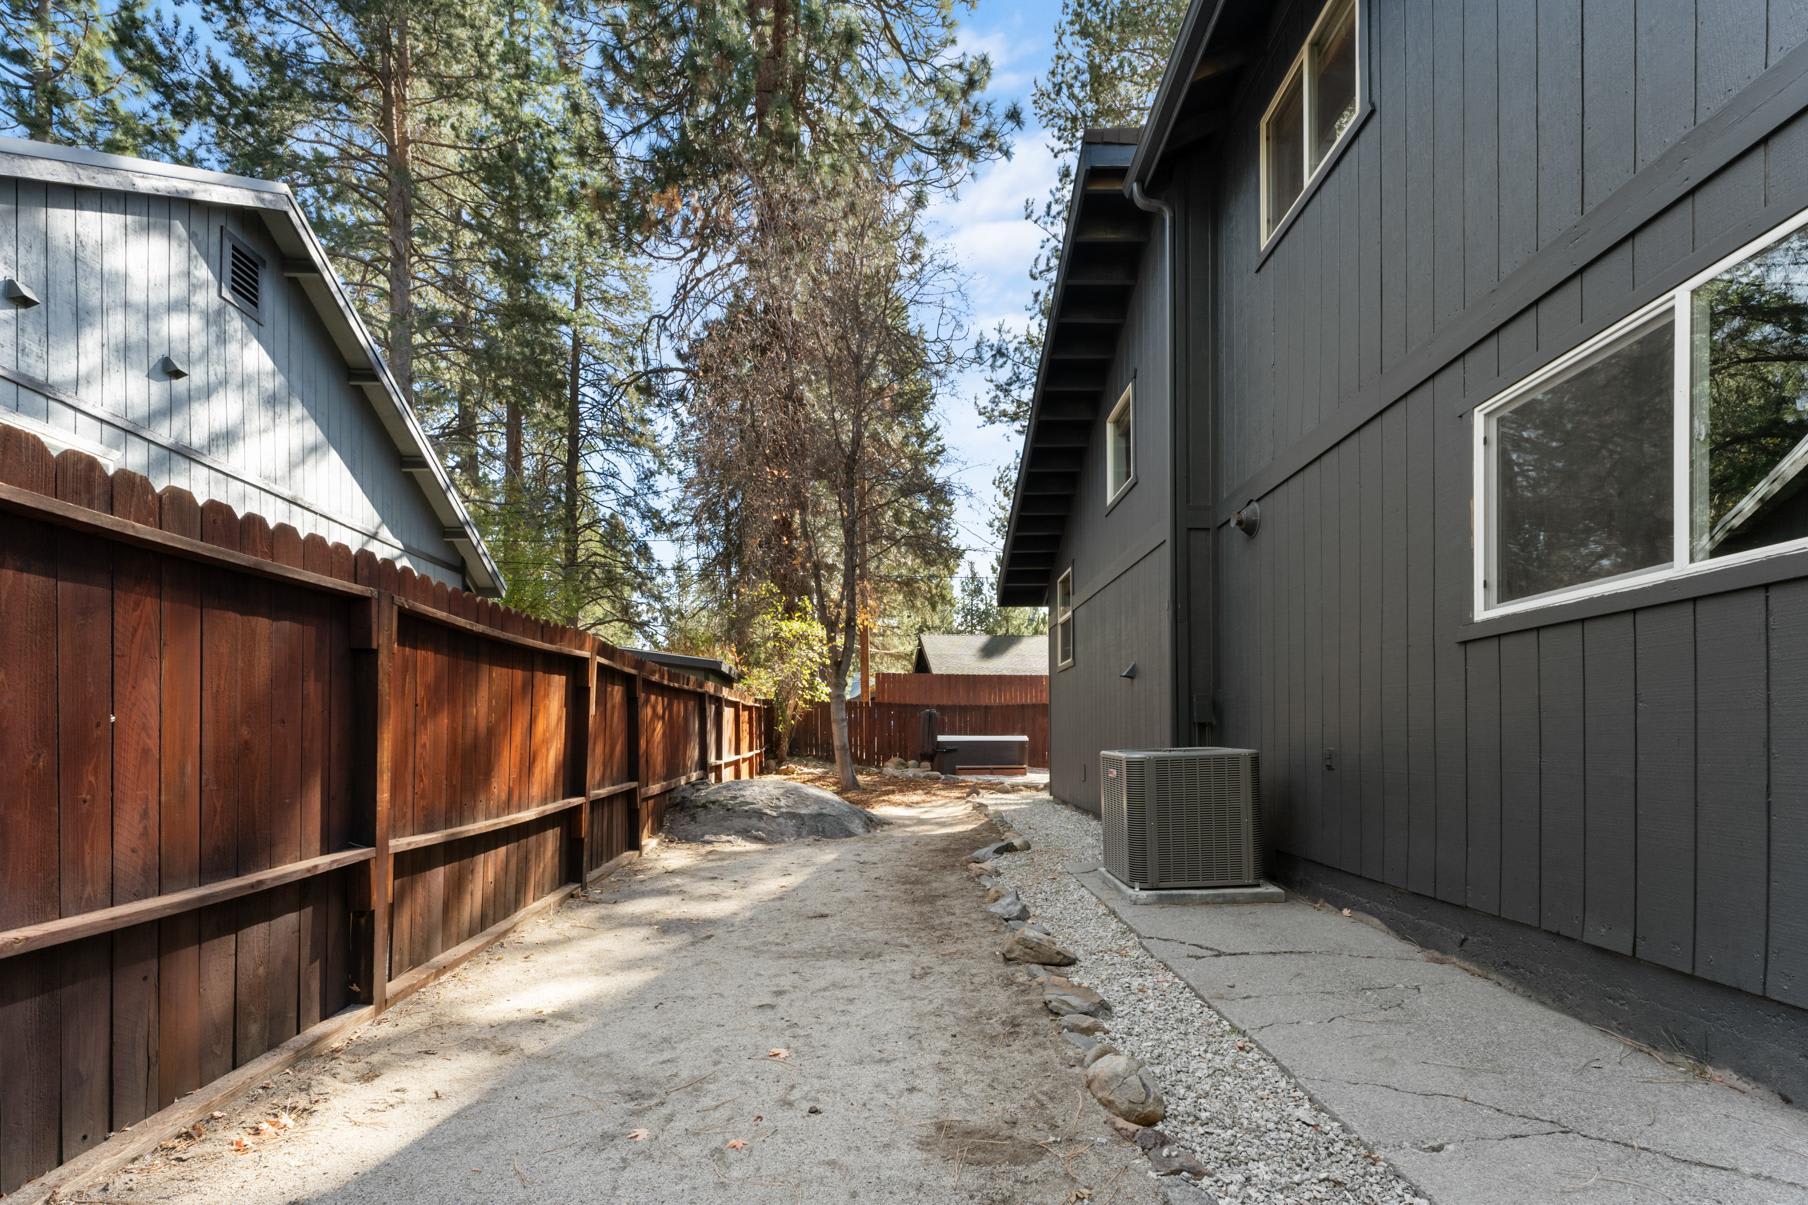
[1260,0,1362,244]
[1054,567,1075,669]
[1106,383,1135,505]
[221,229,265,322]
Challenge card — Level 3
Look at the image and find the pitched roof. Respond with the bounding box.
[0,136,504,595]
[914,633,1046,676]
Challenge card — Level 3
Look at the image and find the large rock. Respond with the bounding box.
[1043,978,1109,1017]
[1084,1052,1166,1126]
[985,892,1030,922]
[1003,928,1076,966]
[1137,1128,1209,1179]
[665,779,880,844]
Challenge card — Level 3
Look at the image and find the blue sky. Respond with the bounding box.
[924,0,1065,576]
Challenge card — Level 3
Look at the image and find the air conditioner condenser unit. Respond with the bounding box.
[1100,747,1262,890]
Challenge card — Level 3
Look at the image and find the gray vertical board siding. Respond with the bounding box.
[1302,460,1324,862]
[1319,449,1342,864]
[1175,0,1808,1008]
[1692,589,1768,995]
[1637,0,1698,170]
[1536,0,1583,248]
[1,177,16,415]
[1497,629,1541,927]
[1581,613,1636,955]
[1380,403,1408,887]
[1338,438,1362,873]
[1045,232,1174,811]
[1698,0,1770,120]
[1431,366,1468,905]
[1377,0,1406,368]
[1769,579,1808,1007]
[1582,0,1636,210]
[1359,418,1384,878]
[1405,386,1436,896]
[1,179,464,583]
[1465,638,1502,914]
[1496,0,1538,278]
[1461,0,1499,307]
[1634,602,1695,973]
[1536,621,1584,939]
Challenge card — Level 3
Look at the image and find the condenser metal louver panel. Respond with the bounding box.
[1101,748,1261,890]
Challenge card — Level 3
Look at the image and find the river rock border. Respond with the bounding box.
[964,796,1426,1205]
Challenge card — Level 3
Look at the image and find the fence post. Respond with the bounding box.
[630,667,646,846]
[348,582,394,1012]
[565,648,594,885]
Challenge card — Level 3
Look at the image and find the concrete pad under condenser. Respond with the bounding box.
[1096,868,1285,905]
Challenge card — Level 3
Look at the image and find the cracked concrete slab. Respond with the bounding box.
[1080,870,1808,1205]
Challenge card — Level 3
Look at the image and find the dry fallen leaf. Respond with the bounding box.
[1340,908,1353,917]
[767,1048,789,1060]
[725,1138,748,1150]
[230,1138,250,1153]
[252,1121,275,1136]
[625,1128,650,1142]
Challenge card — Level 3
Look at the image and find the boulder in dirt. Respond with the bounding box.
[665,779,879,844]
[964,861,995,880]
[1136,1128,1209,1179]
[1085,1052,1166,1126]
[986,892,1030,922]
[1003,928,1076,966]
[1059,1014,1109,1035]
[967,841,1009,863]
[1043,979,1108,1017]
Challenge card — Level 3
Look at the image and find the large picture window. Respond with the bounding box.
[1477,209,1808,614]
[1260,0,1360,244]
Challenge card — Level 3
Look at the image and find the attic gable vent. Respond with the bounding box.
[221,229,264,321]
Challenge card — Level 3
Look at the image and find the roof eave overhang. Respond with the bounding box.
[997,132,1146,608]
[0,138,506,597]
[1126,0,1239,193]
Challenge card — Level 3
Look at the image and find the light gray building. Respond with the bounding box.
[0,138,500,594]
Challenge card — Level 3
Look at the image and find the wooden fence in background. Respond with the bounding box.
[792,673,1049,766]
[0,428,767,1195]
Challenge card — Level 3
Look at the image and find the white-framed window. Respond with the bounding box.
[1054,566,1075,669]
[1106,383,1135,506]
[1475,206,1808,617]
[1260,0,1361,245]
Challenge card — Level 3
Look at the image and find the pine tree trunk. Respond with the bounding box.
[28,0,54,140]
[563,280,584,623]
[827,674,856,791]
[382,19,415,399]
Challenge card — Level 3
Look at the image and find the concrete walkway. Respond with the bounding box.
[1082,869,1808,1205]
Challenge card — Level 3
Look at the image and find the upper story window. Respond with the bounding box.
[1476,207,1808,615]
[1106,383,1135,506]
[1260,0,1361,245]
[1054,567,1075,669]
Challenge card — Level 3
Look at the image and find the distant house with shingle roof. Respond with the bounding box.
[911,633,1045,676]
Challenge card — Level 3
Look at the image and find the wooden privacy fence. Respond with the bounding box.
[793,674,1049,766]
[0,427,767,1195]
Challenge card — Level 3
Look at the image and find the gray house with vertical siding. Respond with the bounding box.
[0,138,501,593]
[1004,0,1808,1098]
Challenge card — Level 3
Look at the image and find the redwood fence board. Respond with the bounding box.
[0,429,768,1194]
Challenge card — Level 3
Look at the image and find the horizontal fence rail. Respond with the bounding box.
[793,698,1051,767]
[0,426,769,1195]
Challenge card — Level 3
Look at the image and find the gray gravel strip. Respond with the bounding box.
[978,793,1428,1205]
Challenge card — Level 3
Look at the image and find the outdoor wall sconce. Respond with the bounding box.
[3,278,40,308]
[1233,500,1261,537]
[156,354,188,380]
[1121,662,1138,679]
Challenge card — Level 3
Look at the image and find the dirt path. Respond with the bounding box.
[99,778,1168,1204]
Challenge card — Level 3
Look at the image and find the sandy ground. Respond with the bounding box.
[89,768,1168,1205]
